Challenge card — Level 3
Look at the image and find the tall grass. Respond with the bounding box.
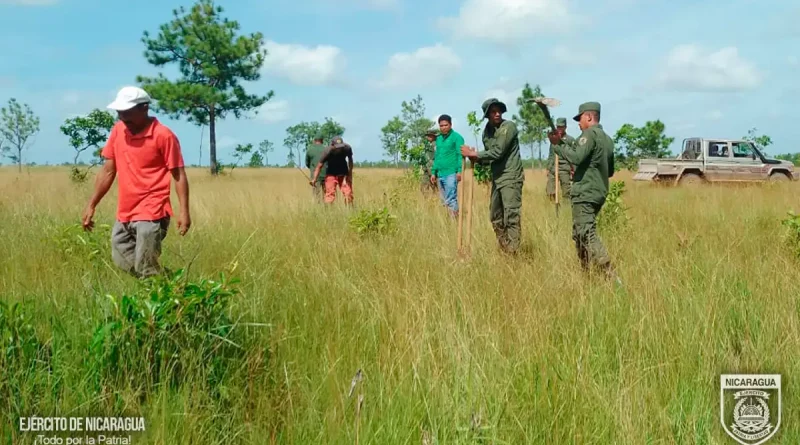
[1,166,799,444]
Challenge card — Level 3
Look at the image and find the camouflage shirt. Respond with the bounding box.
[478,120,524,187]
[554,124,615,205]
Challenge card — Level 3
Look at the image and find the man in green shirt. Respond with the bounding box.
[430,114,464,218]
[546,117,575,201]
[461,98,524,254]
[549,101,619,282]
[305,134,327,202]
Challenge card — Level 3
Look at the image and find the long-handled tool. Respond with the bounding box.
[527,96,562,216]
[464,159,475,254]
[456,156,467,254]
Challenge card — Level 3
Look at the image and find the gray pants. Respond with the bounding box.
[111,217,170,278]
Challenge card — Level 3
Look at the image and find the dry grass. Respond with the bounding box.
[1,165,799,444]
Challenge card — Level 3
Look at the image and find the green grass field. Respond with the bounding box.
[1,166,799,444]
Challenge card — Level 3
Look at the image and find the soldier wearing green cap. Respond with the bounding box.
[305,133,327,202]
[461,98,524,254]
[549,101,618,281]
[546,117,575,201]
[420,128,438,195]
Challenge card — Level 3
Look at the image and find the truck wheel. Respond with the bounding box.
[769,172,790,182]
[679,173,703,185]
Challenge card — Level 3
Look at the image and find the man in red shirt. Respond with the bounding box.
[81,86,191,278]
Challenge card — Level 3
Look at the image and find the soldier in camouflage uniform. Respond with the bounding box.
[545,117,574,201]
[420,129,438,195]
[461,98,524,254]
[549,102,619,282]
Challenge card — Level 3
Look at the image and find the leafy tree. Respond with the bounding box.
[511,83,549,163]
[466,111,491,185]
[613,120,674,171]
[286,151,296,168]
[248,150,264,167]
[137,0,274,176]
[284,118,345,163]
[228,143,252,173]
[258,139,274,166]
[0,98,40,172]
[380,116,405,165]
[60,109,116,166]
[742,127,773,152]
[383,95,434,175]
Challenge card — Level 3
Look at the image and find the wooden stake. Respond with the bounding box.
[456,156,467,253]
[554,154,561,217]
[464,160,475,254]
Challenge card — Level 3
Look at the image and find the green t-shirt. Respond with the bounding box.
[432,130,465,177]
[305,142,327,183]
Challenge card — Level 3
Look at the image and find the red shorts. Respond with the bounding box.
[324,175,353,204]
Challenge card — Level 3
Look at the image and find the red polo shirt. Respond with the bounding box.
[101,118,185,222]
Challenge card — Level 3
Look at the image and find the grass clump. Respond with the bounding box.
[88,268,243,399]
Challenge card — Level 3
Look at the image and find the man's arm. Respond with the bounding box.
[311,148,330,183]
[87,159,116,208]
[305,150,311,170]
[346,146,353,179]
[477,122,517,162]
[554,133,593,166]
[171,167,190,220]
[455,133,465,173]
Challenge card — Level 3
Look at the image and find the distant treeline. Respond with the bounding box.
[17,154,800,169]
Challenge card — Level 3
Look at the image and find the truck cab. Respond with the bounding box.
[634,137,798,184]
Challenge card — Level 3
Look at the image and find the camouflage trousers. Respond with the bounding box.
[546,167,572,199]
[111,217,169,278]
[571,202,611,271]
[490,181,523,254]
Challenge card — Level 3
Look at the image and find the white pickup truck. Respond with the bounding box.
[633,137,798,185]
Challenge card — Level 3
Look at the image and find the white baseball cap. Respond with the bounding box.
[107,86,151,111]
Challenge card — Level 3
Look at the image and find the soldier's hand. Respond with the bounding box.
[456,173,462,182]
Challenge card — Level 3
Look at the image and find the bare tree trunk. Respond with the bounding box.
[17,147,21,172]
[209,107,217,175]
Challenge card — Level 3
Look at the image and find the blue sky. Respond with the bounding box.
[0,0,798,166]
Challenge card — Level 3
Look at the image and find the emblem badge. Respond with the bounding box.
[721,374,781,445]
[579,137,587,145]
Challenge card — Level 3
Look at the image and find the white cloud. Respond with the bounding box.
[706,110,723,120]
[373,44,461,89]
[550,45,597,66]
[481,77,521,110]
[257,99,290,123]
[262,40,343,86]
[0,0,58,5]
[438,0,574,46]
[217,136,239,149]
[788,55,798,67]
[656,44,762,92]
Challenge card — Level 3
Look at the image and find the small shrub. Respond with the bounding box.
[49,223,111,266]
[88,268,242,395]
[349,207,397,236]
[69,167,90,184]
[473,163,491,185]
[780,211,800,259]
[598,180,629,233]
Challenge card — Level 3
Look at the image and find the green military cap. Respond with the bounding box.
[573,101,601,122]
[331,135,344,145]
[425,128,438,136]
[481,97,507,118]
[556,117,567,126]
[314,132,324,140]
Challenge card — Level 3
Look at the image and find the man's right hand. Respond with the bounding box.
[81,205,95,232]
